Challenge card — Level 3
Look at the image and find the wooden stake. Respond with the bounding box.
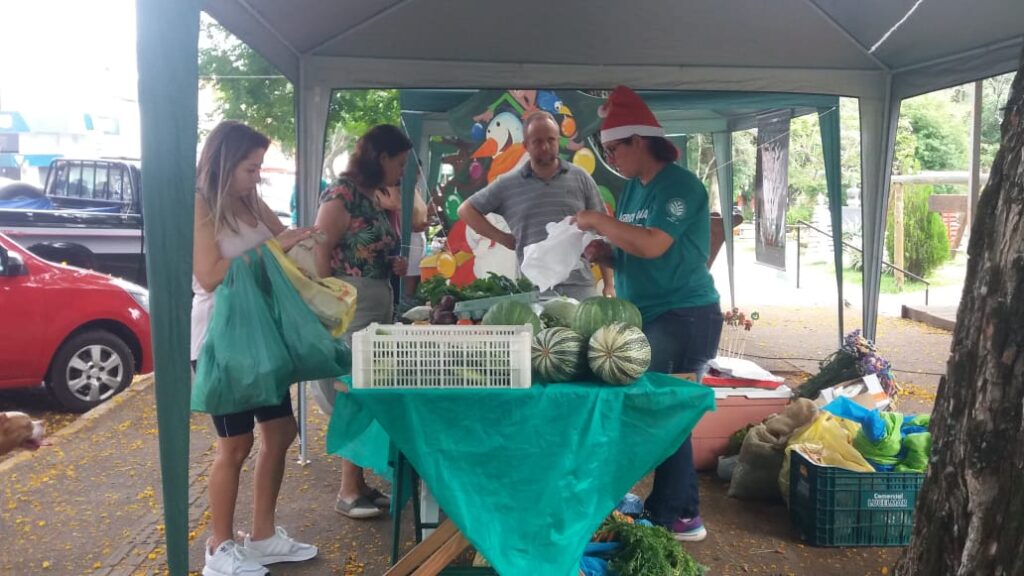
[411,530,471,576]
[384,519,459,576]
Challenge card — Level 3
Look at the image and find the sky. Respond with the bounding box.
[0,0,138,112]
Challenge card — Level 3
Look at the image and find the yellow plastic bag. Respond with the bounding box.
[779,413,875,505]
[264,239,357,337]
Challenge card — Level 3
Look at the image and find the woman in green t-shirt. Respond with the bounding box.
[576,86,723,543]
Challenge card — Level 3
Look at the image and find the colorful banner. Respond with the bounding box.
[754,111,791,270]
[436,90,622,222]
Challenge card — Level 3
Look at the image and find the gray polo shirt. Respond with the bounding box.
[468,159,604,287]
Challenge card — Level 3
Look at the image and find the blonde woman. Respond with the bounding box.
[192,121,318,575]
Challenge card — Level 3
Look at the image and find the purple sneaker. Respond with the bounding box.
[670,516,707,542]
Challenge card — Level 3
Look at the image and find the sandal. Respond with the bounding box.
[334,495,383,519]
[364,487,391,509]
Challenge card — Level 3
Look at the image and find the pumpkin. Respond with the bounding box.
[588,322,651,385]
[572,297,643,340]
[532,327,586,382]
[539,297,579,329]
[481,299,543,334]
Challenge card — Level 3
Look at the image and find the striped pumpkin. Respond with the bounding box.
[588,322,651,385]
[531,327,586,382]
[572,297,643,340]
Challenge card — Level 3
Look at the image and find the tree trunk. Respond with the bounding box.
[896,52,1024,576]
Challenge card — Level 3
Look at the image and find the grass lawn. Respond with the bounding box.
[838,267,929,294]
[809,255,966,294]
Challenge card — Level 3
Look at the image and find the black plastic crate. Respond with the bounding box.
[789,450,924,547]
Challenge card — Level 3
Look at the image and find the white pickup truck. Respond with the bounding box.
[0,158,147,285]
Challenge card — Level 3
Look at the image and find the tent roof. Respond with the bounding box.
[399,89,839,136]
[203,0,1024,98]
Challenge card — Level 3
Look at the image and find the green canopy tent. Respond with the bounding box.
[137,1,1023,572]
[396,89,844,322]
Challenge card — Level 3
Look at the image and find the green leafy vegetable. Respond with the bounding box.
[414,273,535,306]
[601,515,706,576]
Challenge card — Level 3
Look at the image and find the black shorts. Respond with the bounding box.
[211,393,294,438]
[191,361,295,438]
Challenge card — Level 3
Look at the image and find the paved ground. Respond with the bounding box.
[0,302,952,576]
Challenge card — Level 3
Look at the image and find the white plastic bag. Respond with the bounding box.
[520,216,600,291]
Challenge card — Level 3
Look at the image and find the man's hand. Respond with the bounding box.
[602,283,616,298]
[496,231,516,251]
[584,240,614,267]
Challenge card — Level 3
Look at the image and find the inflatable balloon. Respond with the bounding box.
[437,252,457,278]
[572,148,596,174]
[561,116,577,138]
[471,122,486,142]
[598,185,616,213]
[444,194,462,222]
[469,160,485,181]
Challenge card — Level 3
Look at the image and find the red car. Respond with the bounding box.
[0,233,153,412]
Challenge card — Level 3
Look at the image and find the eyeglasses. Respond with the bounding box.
[603,140,629,160]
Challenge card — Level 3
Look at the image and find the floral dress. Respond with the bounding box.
[319,178,397,280]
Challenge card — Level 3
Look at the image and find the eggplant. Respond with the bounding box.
[430,308,458,325]
[438,294,457,311]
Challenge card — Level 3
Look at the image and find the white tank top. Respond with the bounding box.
[190,219,274,360]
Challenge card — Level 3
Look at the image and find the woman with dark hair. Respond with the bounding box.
[311,124,412,519]
[575,86,723,543]
[192,120,319,576]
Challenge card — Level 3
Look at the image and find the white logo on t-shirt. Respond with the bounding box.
[665,198,686,222]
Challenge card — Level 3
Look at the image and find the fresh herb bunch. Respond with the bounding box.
[798,329,898,400]
[600,515,705,576]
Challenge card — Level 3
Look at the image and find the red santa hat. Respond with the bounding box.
[599,85,664,143]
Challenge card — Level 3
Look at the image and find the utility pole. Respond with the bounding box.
[967,80,983,240]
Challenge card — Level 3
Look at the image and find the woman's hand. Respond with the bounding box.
[376,187,402,211]
[573,210,608,233]
[391,255,408,277]
[276,226,317,252]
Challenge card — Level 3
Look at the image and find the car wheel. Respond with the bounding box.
[47,330,135,412]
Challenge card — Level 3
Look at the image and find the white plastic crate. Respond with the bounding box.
[352,323,534,389]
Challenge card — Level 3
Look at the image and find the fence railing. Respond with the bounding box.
[788,219,930,306]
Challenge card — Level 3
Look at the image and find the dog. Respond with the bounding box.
[0,411,46,457]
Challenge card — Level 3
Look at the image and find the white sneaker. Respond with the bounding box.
[203,540,268,576]
[243,526,318,564]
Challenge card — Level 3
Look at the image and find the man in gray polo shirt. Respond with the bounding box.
[458,111,613,300]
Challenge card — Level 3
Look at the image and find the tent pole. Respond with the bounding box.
[136,0,200,573]
[712,132,735,310]
[818,105,845,346]
[859,77,901,341]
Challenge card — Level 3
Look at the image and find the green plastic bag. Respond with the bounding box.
[262,245,352,378]
[259,245,351,382]
[192,254,294,415]
[853,411,903,467]
[895,432,932,472]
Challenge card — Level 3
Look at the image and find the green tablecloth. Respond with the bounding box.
[337,373,715,576]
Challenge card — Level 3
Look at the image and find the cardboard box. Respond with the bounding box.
[814,374,890,410]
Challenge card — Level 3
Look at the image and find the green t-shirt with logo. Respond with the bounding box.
[613,163,719,323]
